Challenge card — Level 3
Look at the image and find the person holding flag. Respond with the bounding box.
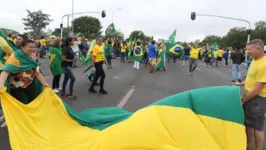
[153,43,166,71]
[133,40,143,70]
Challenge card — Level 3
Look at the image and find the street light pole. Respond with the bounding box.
[112,8,121,23]
[72,0,74,36]
[193,13,251,62]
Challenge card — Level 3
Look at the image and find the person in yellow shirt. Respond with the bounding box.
[233,39,266,150]
[217,49,224,66]
[89,36,108,94]
[120,41,127,63]
[187,43,201,75]
[39,36,47,58]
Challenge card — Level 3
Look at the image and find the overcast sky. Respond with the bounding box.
[0,0,265,41]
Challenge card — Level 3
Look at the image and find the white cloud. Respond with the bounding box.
[0,0,265,41]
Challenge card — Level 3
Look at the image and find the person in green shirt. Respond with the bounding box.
[105,39,113,68]
[49,38,64,93]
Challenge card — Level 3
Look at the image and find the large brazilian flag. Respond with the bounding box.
[133,45,144,62]
[0,85,246,150]
[165,42,184,57]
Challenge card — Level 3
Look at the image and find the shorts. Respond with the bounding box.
[243,96,266,131]
[149,58,156,65]
[217,57,222,61]
[184,55,190,61]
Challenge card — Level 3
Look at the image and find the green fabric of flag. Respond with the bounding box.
[105,44,113,57]
[105,23,116,34]
[133,45,144,62]
[169,30,176,43]
[49,47,63,76]
[209,41,218,50]
[165,43,184,57]
[153,49,165,71]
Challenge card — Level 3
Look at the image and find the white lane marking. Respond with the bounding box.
[196,67,201,71]
[117,88,135,108]
[113,76,119,79]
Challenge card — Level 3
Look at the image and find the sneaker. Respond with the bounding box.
[0,116,4,122]
[53,89,60,93]
[238,79,242,82]
[232,80,236,83]
[67,94,77,99]
[57,87,62,91]
[89,88,97,93]
[1,121,7,128]
[99,89,108,94]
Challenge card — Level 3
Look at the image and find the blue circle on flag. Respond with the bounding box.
[105,47,110,51]
[174,46,182,53]
[135,47,141,55]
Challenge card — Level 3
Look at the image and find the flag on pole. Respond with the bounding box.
[169,30,176,43]
[105,23,116,34]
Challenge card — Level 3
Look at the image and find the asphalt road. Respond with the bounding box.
[0,57,265,149]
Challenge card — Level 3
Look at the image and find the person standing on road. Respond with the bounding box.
[71,37,80,68]
[120,41,127,63]
[186,43,201,75]
[105,39,113,69]
[231,47,245,82]
[49,38,64,93]
[61,37,76,99]
[182,46,190,66]
[148,40,157,73]
[233,39,266,150]
[224,49,230,66]
[89,36,108,94]
[217,48,224,66]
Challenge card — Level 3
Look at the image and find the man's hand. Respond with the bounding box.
[232,81,245,86]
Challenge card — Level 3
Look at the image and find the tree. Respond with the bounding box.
[251,21,266,43]
[52,28,71,38]
[224,27,248,49]
[22,9,53,37]
[104,31,124,41]
[0,28,19,35]
[73,16,102,39]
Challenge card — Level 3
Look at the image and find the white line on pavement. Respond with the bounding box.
[117,88,135,108]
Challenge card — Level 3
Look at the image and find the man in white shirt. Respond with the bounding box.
[71,37,81,67]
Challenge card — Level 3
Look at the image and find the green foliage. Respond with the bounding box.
[127,30,152,43]
[104,31,124,41]
[200,21,266,49]
[73,16,102,39]
[0,28,19,35]
[22,9,53,37]
[52,27,71,38]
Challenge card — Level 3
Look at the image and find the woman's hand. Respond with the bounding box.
[92,67,96,72]
[43,82,49,88]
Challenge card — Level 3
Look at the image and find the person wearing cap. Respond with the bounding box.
[89,36,108,94]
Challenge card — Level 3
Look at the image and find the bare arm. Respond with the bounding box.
[62,55,75,62]
[0,71,10,88]
[35,72,49,87]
